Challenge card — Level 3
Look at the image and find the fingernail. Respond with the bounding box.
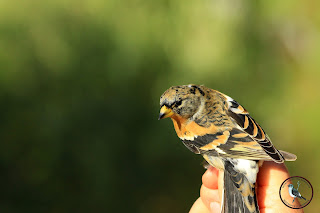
[210,202,220,212]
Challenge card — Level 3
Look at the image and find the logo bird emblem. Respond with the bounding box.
[288,182,306,203]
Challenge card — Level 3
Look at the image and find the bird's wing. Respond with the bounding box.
[180,92,296,162]
[221,93,285,163]
[292,188,302,197]
[198,128,274,161]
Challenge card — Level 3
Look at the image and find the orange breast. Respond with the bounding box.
[170,115,223,139]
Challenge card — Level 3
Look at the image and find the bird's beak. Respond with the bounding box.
[159,105,174,120]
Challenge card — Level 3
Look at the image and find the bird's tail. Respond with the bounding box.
[300,196,306,200]
[222,162,259,213]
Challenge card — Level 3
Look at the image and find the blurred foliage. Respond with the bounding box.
[0,0,319,212]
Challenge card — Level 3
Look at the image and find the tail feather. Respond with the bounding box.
[222,161,259,213]
[300,195,306,200]
[279,150,297,161]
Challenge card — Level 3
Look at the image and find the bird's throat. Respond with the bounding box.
[170,115,187,137]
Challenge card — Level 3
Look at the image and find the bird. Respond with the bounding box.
[288,184,306,202]
[159,84,297,213]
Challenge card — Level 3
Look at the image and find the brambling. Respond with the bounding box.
[159,84,296,213]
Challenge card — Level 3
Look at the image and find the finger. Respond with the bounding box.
[257,161,289,209]
[201,167,224,212]
[210,201,221,212]
[257,161,303,212]
[200,184,220,211]
[217,170,224,208]
[189,197,211,213]
[202,167,219,189]
[257,161,289,187]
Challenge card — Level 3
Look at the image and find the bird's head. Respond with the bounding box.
[288,184,294,188]
[159,84,207,120]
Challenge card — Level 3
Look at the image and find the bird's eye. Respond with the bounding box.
[175,100,182,107]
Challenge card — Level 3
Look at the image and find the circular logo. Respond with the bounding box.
[279,176,313,209]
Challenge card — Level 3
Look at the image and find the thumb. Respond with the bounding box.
[257,161,303,212]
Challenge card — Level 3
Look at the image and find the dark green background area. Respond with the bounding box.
[0,1,319,212]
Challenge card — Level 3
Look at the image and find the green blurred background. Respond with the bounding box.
[0,0,319,212]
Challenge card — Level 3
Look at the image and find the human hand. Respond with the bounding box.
[189,161,303,213]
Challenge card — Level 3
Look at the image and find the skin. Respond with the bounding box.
[189,161,304,213]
